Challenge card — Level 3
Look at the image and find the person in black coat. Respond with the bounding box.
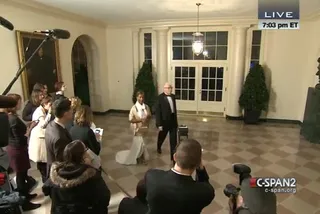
[70,105,100,155]
[22,89,44,122]
[42,140,110,214]
[144,139,215,214]
[6,94,41,211]
[45,99,73,179]
[118,179,148,214]
[155,83,178,162]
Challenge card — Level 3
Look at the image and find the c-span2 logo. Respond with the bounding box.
[250,177,297,194]
[258,0,300,30]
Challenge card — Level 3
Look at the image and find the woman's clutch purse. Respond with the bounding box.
[135,126,148,135]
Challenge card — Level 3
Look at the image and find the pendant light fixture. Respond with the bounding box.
[192,3,204,56]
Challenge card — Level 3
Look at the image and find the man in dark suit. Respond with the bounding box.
[155,83,178,162]
[144,139,215,214]
[45,99,73,178]
[118,179,148,214]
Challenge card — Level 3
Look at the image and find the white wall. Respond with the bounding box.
[299,18,320,121]
[106,28,134,110]
[0,0,109,112]
[2,0,319,120]
[262,18,320,121]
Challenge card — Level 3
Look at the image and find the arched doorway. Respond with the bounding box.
[72,39,91,106]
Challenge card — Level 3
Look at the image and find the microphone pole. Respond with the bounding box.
[2,36,51,95]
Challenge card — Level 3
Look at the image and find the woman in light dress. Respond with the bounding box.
[116,91,151,165]
[28,96,52,183]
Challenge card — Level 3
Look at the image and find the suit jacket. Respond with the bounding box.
[118,197,148,214]
[70,124,101,155]
[145,168,215,214]
[45,121,72,165]
[155,93,178,128]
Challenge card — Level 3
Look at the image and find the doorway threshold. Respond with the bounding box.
[177,110,224,117]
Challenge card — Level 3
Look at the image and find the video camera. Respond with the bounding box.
[223,164,277,214]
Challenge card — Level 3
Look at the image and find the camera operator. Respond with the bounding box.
[144,139,215,214]
[225,164,277,214]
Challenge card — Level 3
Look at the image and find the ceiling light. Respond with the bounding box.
[192,3,203,56]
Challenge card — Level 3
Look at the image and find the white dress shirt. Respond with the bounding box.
[166,96,174,113]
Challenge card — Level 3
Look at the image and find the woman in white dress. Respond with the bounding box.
[116,91,151,165]
[28,96,52,183]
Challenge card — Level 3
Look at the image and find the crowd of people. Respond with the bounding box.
[1,81,263,214]
[2,81,107,212]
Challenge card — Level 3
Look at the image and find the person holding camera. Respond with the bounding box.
[225,164,277,214]
[144,139,215,214]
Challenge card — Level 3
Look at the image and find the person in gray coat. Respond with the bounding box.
[227,164,277,214]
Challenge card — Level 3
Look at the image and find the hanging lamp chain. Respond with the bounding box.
[196,3,201,33]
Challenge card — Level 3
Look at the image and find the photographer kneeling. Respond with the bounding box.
[225,164,277,214]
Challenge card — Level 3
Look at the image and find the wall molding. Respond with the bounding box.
[108,11,320,29]
[2,0,106,28]
[108,17,257,29]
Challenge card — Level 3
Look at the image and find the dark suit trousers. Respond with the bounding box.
[36,162,47,183]
[46,163,52,180]
[157,114,177,160]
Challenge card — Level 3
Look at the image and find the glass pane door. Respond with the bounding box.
[198,66,225,112]
[173,66,197,111]
[174,66,196,101]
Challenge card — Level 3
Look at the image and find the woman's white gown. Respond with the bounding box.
[115,104,150,165]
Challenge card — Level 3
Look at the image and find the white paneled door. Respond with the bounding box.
[172,64,228,113]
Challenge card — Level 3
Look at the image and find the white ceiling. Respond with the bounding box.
[32,0,320,23]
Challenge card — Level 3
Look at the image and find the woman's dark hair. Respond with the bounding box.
[40,96,52,107]
[33,83,44,91]
[74,105,93,127]
[30,89,43,106]
[136,90,144,97]
[63,140,86,164]
[6,94,21,114]
[54,81,64,92]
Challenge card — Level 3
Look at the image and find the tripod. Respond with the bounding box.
[2,36,51,95]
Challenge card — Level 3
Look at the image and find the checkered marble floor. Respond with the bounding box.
[25,113,320,214]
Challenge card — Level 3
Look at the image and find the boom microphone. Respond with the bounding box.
[34,29,70,39]
[0,16,14,31]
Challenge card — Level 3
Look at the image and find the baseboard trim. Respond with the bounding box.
[226,115,302,125]
[94,110,302,125]
[226,115,243,120]
[93,109,130,115]
[260,118,302,125]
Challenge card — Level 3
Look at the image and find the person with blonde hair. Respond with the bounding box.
[70,105,101,155]
[65,96,82,131]
[70,96,82,112]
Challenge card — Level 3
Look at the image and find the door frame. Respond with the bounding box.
[170,61,229,115]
